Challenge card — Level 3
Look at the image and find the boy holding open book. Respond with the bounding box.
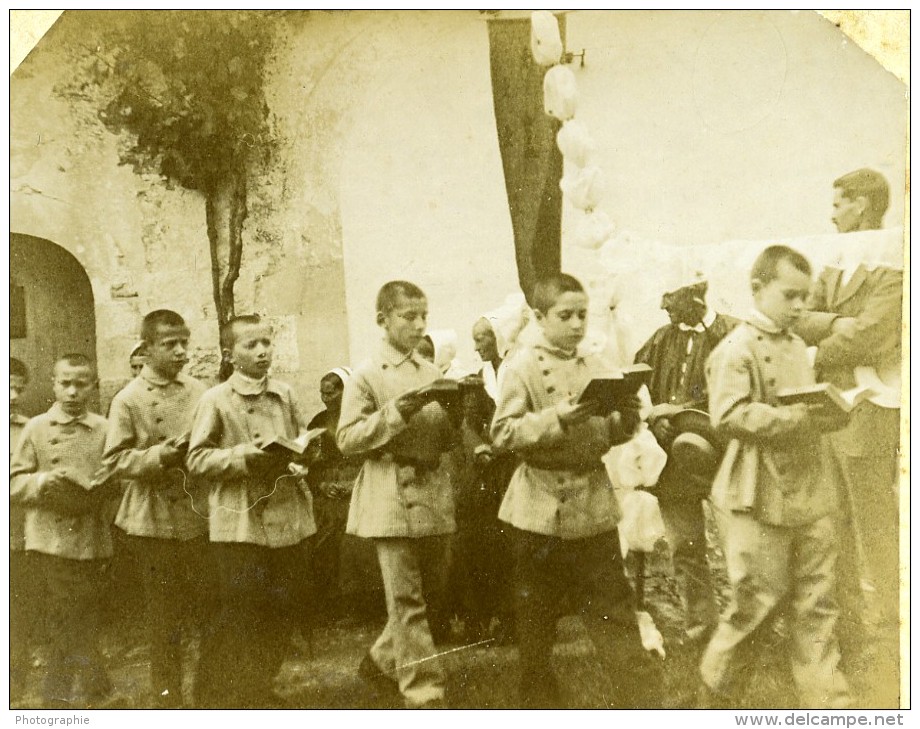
[187,314,316,707]
[490,273,661,708]
[700,246,851,708]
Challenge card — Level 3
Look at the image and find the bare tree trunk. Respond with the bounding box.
[205,170,247,379]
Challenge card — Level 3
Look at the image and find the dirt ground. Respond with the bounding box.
[12,511,901,711]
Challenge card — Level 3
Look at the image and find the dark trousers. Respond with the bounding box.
[511,528,662,708]
[456,483,513,634]
[195,541,311,708]
[311,495,349,615]
[32,553,112,708]
[124,534,210,706]
[10,550,38,700]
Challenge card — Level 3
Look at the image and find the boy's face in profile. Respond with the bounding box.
[535,291,589,352]
[753,259,810,331]
[146,324,190,380]
[379,294,428,355]
[52,362,95,417]
[228,323,274,379]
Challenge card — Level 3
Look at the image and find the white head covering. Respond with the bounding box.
[324,366,352,386]
[425,330,458,375]
[481,292,530,359]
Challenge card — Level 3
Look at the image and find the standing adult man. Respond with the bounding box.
[794,168,903,672]
[635,277,736,645]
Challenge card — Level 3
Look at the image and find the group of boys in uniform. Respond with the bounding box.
[9,168,901,710]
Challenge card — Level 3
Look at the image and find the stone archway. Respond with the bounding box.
[10,233,98,415]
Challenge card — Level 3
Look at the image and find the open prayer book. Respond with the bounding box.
[415,378,462,409]
[259,428,326,459]
[577,364,653,417]
[44,467,121,515]
[776,383,875,416]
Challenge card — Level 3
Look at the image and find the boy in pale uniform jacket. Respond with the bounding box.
[187,315,316,708]
[10,354,117,708]
[490,273,662,708]
[337,280,460,709]
[700,245,851,708]
[103,310,208,707]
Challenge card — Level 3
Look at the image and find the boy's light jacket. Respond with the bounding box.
[706,314,839,527]
[490,336,633,540]
[337,339,457,539]
[104,365,208,540]
[10,404,113,559]
[187,373,316,548]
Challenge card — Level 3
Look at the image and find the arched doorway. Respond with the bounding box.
[10,234,98,415]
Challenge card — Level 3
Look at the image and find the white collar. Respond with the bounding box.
[677,309,716,333]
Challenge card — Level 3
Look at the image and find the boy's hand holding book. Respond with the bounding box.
[777,383,873,433]
[159,434,190,468]
[40,469,107,515]
[245,447,289,475]
[395,390,428,421]
[558,396,599,429]
[251,429,326,472]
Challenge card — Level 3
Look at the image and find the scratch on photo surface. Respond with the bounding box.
[397,638,495,669]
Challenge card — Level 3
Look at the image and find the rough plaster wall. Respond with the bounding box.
[9,13,355,417]
[11,17,224,408]
[253,12,356,414]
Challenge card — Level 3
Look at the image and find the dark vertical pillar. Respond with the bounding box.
[487,14,565,305]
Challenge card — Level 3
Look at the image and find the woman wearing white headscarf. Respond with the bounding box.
[306,368,381,619]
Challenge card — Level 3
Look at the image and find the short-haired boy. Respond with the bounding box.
[491,273,661,708]
[103,310,208,707]
[187,315,316,708]
[700,245,850,708]
[337,281,460,708]
[10,354,117,708]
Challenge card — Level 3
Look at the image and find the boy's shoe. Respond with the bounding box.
[357,653,399,694]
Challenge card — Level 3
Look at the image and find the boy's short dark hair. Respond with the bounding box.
[834,168,889,228]
[220,314,266,351]
[140,309,188,344]
[54,353,96,376]
[531,273,586,314]
[10,357,29,382]
[376,281,426,314]
[750,245,812,285]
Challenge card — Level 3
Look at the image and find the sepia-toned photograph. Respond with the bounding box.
[8,9,907,715]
